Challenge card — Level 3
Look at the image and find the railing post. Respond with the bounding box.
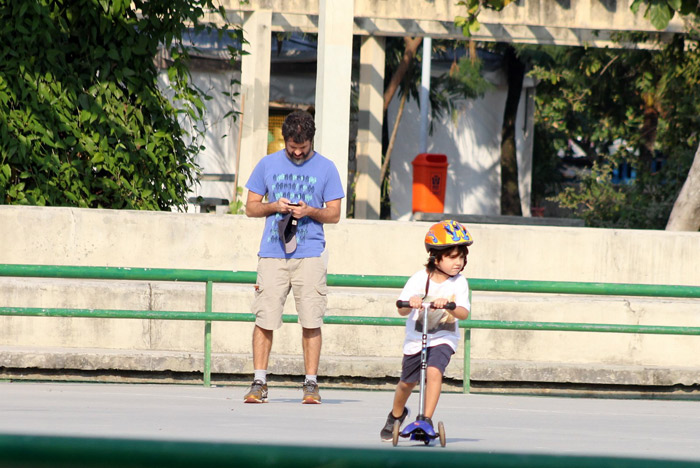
[463,328,471,394]
[463,288,472,394]
[204,281,213,387]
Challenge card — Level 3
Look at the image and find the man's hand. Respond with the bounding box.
[246,191,341,224]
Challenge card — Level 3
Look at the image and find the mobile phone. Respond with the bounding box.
[287,202,300,206]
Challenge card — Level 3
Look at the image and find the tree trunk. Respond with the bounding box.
[380,92,407,183]
[639,93,659,175]
[666,143,700,231]
[380,37,422,219]
[500,46,524,216]
[383,37,422,113]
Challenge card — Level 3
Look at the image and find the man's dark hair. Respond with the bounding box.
[282,110,316,143]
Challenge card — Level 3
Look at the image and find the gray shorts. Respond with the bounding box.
[252,256,328,330]
[400,344,455,383]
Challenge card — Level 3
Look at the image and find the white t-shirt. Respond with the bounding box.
[398,269,471,355]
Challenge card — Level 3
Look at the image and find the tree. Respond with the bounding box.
[499,45,525,216]
[379,37,493,218]
[633,0,700,231]
[456,0,522,216]
[0,0,243,210]
[456,0,700,230]
[528,35,700,229]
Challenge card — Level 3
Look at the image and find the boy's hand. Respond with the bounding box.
[431,298,448,309]
[409,295,423,309]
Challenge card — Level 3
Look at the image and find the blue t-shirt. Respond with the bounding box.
[246,150,345,258]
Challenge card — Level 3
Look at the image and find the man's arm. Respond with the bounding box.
[290,198,341,225]
[245,191,296,218]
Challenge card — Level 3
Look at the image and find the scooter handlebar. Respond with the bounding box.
[396,300,456,310]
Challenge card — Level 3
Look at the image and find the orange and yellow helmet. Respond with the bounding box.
[424,220,473,252]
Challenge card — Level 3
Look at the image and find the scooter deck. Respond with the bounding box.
[400,419,437,441]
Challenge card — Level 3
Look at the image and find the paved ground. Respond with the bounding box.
[1,381,699,463]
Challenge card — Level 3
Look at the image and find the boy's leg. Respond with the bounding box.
[421,344,454,419]
[380,380,415,440]
[392,380,416,417]
[423,366,444,419]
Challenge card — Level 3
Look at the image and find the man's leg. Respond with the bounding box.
[245,257,290,403]
[301,327,322,404]
[253,325,273,370]
[301,327,321,375]
[243,325,274,403]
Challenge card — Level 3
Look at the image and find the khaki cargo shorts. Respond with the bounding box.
[252,255,328,330]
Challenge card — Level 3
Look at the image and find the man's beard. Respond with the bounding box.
[286,148,312,165]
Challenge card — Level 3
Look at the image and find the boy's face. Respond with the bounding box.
[436,247,468,276]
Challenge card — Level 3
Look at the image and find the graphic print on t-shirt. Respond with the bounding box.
[414,293,458,334]
[265,172,318,246]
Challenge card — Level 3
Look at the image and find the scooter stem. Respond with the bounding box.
[417,303,429,419]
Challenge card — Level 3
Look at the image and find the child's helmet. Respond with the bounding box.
[424,220,473,252]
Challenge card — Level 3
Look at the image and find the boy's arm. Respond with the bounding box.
[430,296,468,320]
[448,276,471,320]
[449,306,469,321]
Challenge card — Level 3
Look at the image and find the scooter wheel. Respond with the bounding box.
[392,420,400,447]
[438,421,446,447]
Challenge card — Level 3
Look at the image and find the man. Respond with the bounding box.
[243,110,344,404]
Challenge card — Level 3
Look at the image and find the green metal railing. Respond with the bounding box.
[1,264,700,393]
[2,434,697,468]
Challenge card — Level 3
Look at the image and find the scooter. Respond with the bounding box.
[392,300,455,447]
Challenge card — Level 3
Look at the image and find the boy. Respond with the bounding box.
[380,220,473,441]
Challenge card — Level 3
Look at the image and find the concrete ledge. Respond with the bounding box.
[1,205,699,391]
[414,211,585,227]
[3,346,699,389]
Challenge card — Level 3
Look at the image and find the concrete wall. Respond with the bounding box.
[1,205,699,387]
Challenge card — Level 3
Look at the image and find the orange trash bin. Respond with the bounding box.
[412,153,448,213]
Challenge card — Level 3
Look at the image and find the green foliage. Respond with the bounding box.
[383,38,492,131]
[379,38,493,218]
[430,53,494,126]
[0,0,243,209]
[530,35,700,228]
[455,0,516,37]
[631,0,700,30]
[228,186,245,215]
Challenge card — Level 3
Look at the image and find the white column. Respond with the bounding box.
[315,0,354,217]
[419,36,432,154]
[517,83,536,217]
[238,10,272,198]
[354,36,386,219]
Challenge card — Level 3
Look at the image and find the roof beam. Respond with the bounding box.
[219,0,685,47]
